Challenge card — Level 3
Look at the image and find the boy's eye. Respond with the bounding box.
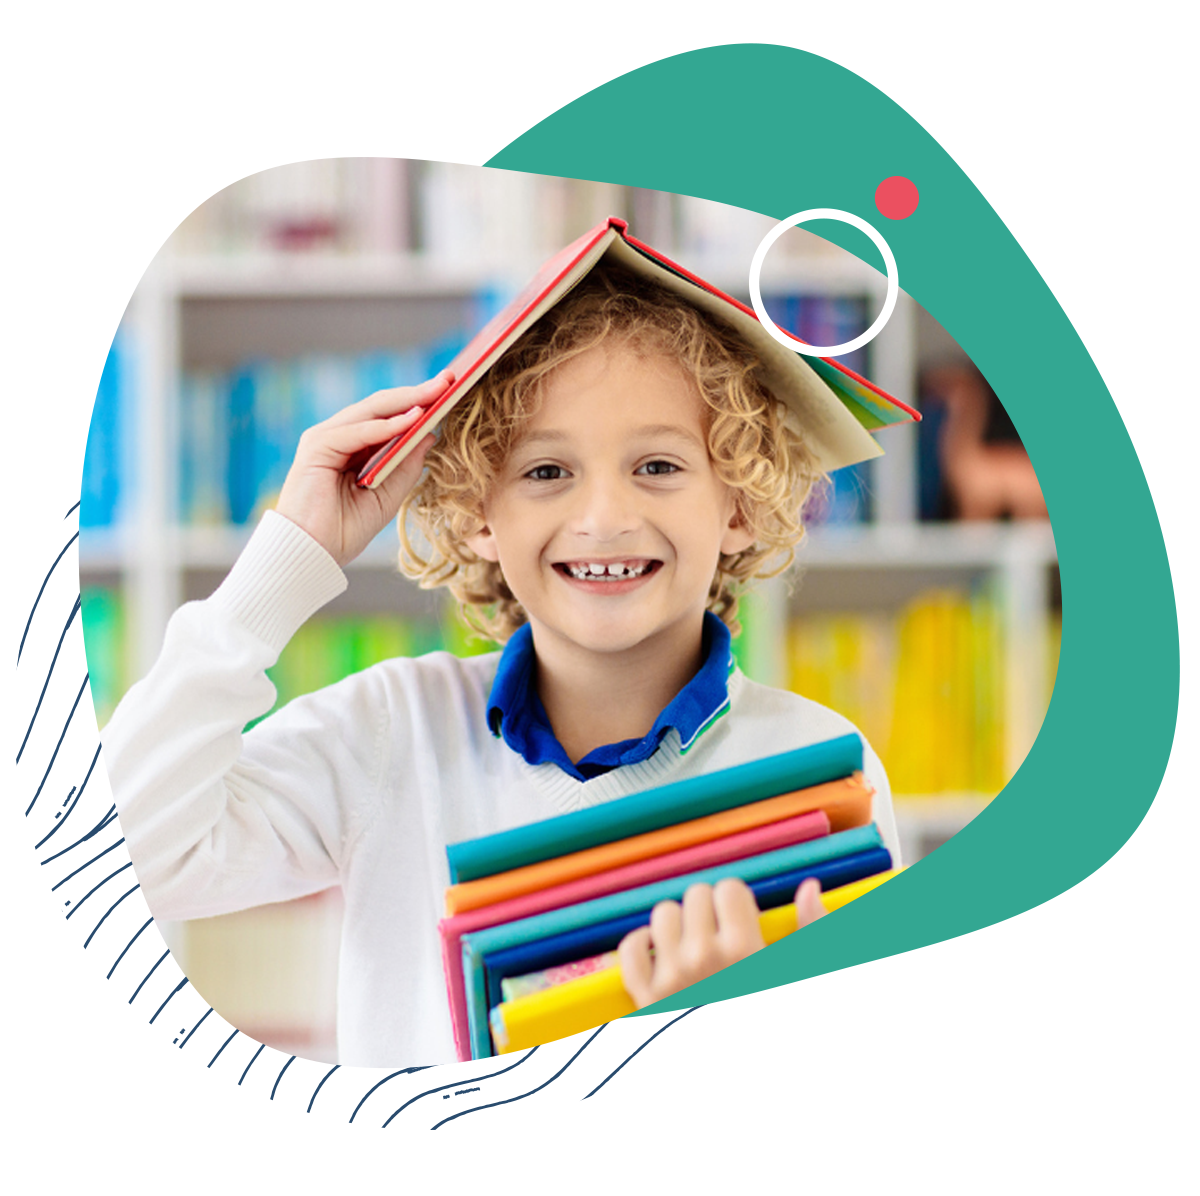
[526,464,568,481]
[636,460,680,476]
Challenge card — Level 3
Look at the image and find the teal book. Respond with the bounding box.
[445,732,864,884]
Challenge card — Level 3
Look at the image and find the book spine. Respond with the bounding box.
[81,331,125,528]
[446,733,865,884]
[79,585,126,727]
[226,367,256,524]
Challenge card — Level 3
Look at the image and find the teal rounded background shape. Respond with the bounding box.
[486,44,1180,1014]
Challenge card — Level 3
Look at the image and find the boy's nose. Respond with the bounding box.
[568,474,641,542]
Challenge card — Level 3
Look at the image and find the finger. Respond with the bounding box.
[305,406,432,466]
[794,878,827,927]
[712,877,764,954]
[372,433,436,506]
[322,370,455,429]
[648,899,683,956]
[618,927,655,1009]
[680,883,717,949]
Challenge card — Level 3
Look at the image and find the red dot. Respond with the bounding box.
[875,176,919,220]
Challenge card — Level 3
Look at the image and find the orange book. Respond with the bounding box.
[444,773,874,916]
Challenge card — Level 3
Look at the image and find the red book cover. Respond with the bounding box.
[357,216,917,490]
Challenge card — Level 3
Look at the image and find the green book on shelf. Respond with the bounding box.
[80,586,125,726]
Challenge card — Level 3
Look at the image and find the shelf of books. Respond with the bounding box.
[78,161,1059,1059]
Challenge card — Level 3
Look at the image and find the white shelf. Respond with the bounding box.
[75,526,128,571]
[797,522,1056,570]
[78,520,1058,575]
[702,257,890,299]
[165,251,888,302]
[171,253,499,298]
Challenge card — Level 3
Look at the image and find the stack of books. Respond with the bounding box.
[438,733,899,1061]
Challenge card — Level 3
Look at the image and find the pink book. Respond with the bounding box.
[438,808,831,1060]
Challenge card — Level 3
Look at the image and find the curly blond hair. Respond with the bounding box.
[398,265,823,642]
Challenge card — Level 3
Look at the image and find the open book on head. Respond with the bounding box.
[356,216,918,491]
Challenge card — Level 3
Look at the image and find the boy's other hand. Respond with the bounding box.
[275,371,454,567]
[618,877,826,1009]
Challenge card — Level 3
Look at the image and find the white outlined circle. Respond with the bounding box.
[749,208,899,357]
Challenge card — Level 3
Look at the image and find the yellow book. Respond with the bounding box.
[491,870,900,1054]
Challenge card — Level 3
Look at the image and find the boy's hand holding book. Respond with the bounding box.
[275,371,455,567]
[617,877,827,1008]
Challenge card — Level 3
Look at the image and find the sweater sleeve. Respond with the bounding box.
[103,511,372,921]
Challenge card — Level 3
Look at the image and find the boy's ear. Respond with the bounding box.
[720,507,756,556]
[465,525,501,563]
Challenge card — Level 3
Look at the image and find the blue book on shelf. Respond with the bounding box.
[917,393,947,520]
[227,366,257,524]
[799,296,869,378]
[391,346,433,389]
[355,351,401,399]
[81,332,126,528]
[426,330,469,378]
[472,284,517,332]
[252,359,298,514]
[760,293,793,335]
[825,461,872,525]
[179,372,199,524]
[303,353,359,424]
[180,370,232,525]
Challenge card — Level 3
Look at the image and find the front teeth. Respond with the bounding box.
[565,562,651,580]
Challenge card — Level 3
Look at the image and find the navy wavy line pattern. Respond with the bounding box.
[16,594,80,763]
[35,747,102,851]
[381,1045,541,1127]
[431,1025,608,1130]
[307,1065,340,1113]
[584,1006,702,1098]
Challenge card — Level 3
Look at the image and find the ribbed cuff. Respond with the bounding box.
[210,511,348,655]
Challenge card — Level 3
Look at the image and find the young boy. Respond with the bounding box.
[106,266,899,1067]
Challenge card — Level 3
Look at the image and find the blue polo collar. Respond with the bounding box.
[486,611,734,782]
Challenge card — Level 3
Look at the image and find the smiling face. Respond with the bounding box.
[466,342,755,669]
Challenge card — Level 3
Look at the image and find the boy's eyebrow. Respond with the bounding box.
[633,423,707,449]
[515,424,706,450]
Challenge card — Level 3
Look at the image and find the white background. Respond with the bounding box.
[2,1,1195,1190]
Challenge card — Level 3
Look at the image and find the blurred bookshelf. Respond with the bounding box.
[79,160,1059,1061]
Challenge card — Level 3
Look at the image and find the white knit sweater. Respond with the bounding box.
[105,512,899,1067]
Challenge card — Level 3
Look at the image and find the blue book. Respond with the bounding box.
[446,733,864,883]
[804,295,869,378]
[81,333,125,529]
[426,330,469,377]
[355,351,400,399]
[303,353,359,424]
[179,371,230,524]
[461,823,885,1058]
[252,359,297,513]
[227,366,257,524]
